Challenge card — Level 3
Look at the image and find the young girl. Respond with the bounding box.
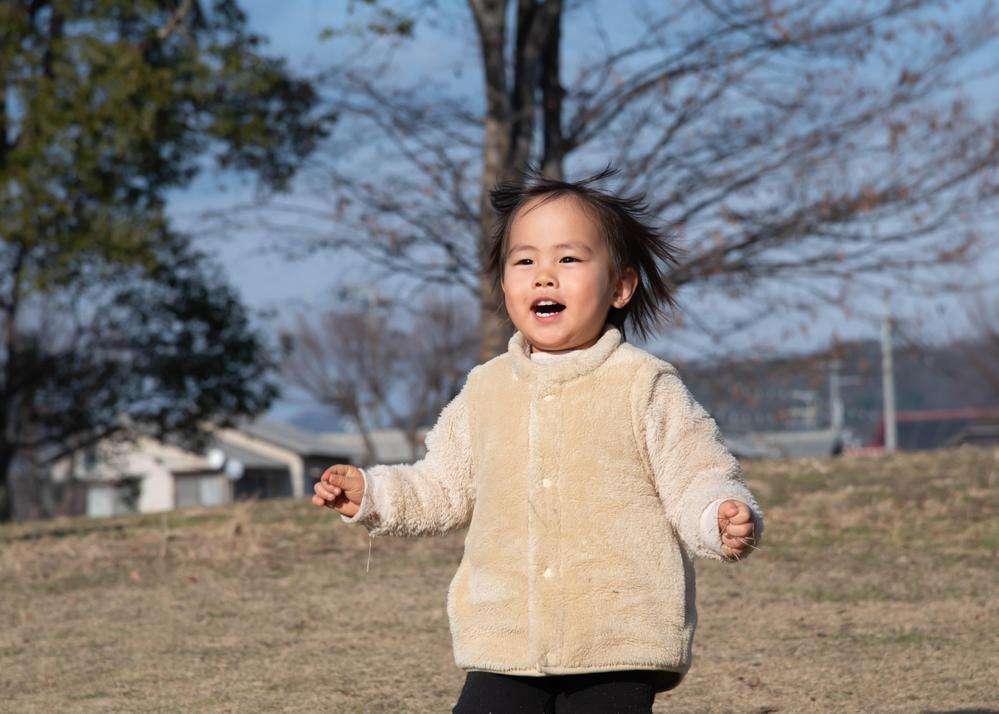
[313,168,763,714]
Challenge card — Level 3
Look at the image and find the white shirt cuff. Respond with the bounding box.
[699,498,727,552]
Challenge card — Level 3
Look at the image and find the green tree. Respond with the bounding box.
[0,0,330,520]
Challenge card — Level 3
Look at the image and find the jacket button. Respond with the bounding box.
[543,567,553,579]
[542,478,551,488]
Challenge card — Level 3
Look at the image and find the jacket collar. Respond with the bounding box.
[508,326,623,384]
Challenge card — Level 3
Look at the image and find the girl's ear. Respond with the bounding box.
[612,267,639,308]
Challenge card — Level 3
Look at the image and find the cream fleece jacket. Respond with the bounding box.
[530,349,756,554]
[341,326,763,692]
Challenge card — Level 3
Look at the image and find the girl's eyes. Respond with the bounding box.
[511,257,579,265]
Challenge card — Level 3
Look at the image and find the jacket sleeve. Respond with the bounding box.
[643,368,764,561]
[339,385,474,537]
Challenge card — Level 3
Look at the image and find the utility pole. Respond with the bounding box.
[881,298,898,453]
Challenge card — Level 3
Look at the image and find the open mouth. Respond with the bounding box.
[531,299,566,317]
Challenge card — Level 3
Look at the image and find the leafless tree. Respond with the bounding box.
[279,294,479,462]
[207,0,999,361]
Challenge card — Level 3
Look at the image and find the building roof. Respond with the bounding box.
[236,416,357,458]
[319,428,429,465]
[722,436,782,460]
[725,428,842,459]
[216,441,286,470]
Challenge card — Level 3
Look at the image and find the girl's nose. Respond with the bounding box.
[534,269,558,288]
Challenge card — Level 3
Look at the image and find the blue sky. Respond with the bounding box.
[166,1,999,423]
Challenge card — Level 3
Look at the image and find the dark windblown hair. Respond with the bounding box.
[487,165,681,341]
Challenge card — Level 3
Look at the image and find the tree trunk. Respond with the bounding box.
[0,246,24,523]
[0,70,7,170]
[540,9,564,180]
[0,69,8,522]
[472,0,563,361]
[473,0,514,361]
[0,447,13,522]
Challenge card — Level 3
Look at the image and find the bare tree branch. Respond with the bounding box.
[200,0,999,359]
[280,295,478,463]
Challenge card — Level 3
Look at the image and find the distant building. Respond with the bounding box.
[54,418,424,519]
[870,408,999,451]
[724,428,845,459]
[675,336,999,456]
[320,427,428,465]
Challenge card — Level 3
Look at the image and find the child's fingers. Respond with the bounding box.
[724,522,754,538]
[314,481,340,501]
[311,493,342,511]
[718,500,751,523]
[322,465,363,497]
[730,502,751,524]
[322,464,355,487]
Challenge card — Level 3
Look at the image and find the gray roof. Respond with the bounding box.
[216,441,286,470]
[722,435,782,460]
[236,416,353,458]
[320,428,429,466]
[725,428,842,459]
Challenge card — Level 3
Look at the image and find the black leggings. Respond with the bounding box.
[452,670,659,714]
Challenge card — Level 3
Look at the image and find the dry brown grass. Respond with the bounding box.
[2,446,997,713]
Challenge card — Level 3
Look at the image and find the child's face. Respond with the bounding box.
[501,195,637,353]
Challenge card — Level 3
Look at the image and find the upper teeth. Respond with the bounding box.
[536,300,557,306]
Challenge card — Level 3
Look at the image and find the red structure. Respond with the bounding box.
[871,408,999,450]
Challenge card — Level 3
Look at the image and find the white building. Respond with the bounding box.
[55,418,407,518]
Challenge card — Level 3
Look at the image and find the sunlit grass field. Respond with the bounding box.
[2,447,997,713]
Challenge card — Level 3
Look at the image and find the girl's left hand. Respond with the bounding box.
[717,499,756,559]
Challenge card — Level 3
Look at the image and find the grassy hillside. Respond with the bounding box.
[2,447,997,713]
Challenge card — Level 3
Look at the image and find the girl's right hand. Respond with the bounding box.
[312,464,365,518]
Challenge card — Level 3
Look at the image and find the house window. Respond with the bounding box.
[176,474,229,509]
[87,485,116,518]
[86,481,138,518]
[233,468,293,501]
[200,476,228,507]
